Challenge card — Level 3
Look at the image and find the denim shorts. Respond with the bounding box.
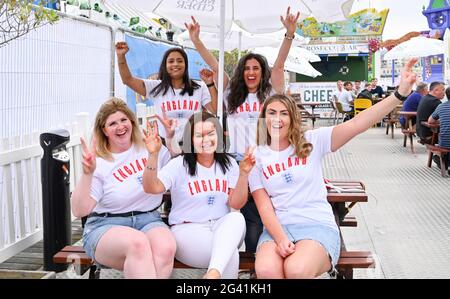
[257,223,341,266]
[82,210,168,263]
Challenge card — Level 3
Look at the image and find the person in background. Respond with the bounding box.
[416,81,445,145]
[353,80,362,98]
[428,87,450,173]
[370,78,384,99]
[115,42,216,142]
[357,82,374,100]
[249,58,419,278]
[331,80,343,103]
[185,7,300,254]
[71,98,176,279]
[142,111,255,279]
[399,82,428,129]
[338,81,355,119]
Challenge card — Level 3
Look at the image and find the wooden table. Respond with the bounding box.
[384,105,403,138]
[398,111,417,153]
[420,121,440,167]
[297,102,323,128]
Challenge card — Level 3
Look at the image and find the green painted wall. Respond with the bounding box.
[296,56,368,82]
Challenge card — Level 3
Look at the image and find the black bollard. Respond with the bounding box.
[40,129,72,272]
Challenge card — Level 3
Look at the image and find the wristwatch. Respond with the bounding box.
[394,90,409,102]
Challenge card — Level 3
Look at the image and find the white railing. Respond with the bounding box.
[0,113,90,263]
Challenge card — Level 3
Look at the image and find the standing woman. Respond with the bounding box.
[142,111,255,279]
[249,59,418,278]
[115,43,217,141]
[71,98,176,279]
[186,7,300,253]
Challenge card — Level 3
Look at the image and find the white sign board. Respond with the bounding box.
[289,82,336,118]
[303,43,369,55]
[289,82,336,103]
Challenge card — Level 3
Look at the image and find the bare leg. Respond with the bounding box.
[145,227,177,278]
[255,241,285,279]
[94,226,157,279]
[283,240,331,279]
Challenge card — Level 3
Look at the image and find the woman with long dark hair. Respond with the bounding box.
[116,43,217,142]
[185,7,300,253]
[142,111,255,278]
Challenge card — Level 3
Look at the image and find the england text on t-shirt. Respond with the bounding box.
[90,144,170,214]
[248,126,338,231]
[157,155,240,225]
[144,79,211,139]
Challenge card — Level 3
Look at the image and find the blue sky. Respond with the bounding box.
[351,0,431,40]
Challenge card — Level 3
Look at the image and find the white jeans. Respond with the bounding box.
[171,212,246,278]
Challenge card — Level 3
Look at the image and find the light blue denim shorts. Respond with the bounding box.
[257,224,341,266]
[82,210,168,263]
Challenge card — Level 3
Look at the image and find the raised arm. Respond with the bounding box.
[185,16,229,89]
[228,148,255,209]
[142,121,167,194]
[331,58,418,151]
[199,68,218,114]
[71,137,98,218]
[154,111,182,157]
[252,188,295,258]
[116,41,147,97]
[271,7,300,93]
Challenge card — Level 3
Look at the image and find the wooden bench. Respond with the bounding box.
[425,144,450,177]
[53,179,374,279]
[384,105,402,139]
[398,111,417,153]
[54,246,374,279]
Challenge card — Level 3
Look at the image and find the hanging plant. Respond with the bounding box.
[368,38,381,53]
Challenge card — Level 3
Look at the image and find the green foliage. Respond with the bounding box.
[1,0,59,47]
[211,49,248,77]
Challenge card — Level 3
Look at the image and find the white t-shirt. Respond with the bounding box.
[248,126,338,231]
[338,90,354,112]
[143,79,212,140]
[225,88,275,157]
[157,155,240,225]
[90,144,171,214]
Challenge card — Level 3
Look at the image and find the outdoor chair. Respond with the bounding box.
[328,99,338,124]
[335,101,348,124]
[354,98,372,115]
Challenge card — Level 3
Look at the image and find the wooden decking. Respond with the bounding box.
[0,220,83,271]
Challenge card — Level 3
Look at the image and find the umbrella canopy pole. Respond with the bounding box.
[391,60,395,86]
[238,31,242,60]
[217,0,225,125]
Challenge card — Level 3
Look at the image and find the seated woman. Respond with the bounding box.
[71,98,176,279]
[249,59,418,278]
[142,111,255,279]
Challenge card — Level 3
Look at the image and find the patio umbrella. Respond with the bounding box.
[253,46,322,78]
[104,0,354,121]
[177,23,310,52]
[176,23,280,52]
[383,36,444,60]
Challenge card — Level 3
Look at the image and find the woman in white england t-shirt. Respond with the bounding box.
[185,7,300,254]
[71,98,176,279]
[142,111,255,279]
[249,59,418,278]
[115,42,217,140]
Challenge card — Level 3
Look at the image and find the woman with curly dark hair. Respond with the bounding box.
[185,7,300,253]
